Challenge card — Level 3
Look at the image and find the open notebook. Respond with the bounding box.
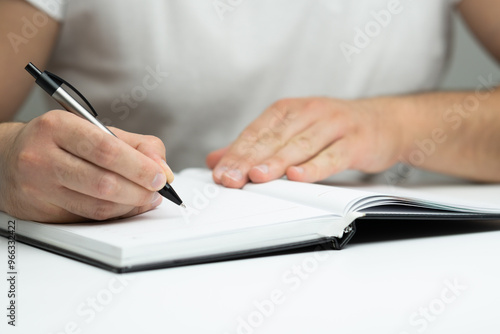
[1,168,500,272]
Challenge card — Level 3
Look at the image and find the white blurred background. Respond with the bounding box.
[14,13,500,122]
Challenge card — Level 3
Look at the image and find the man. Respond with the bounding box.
[0,0,499,222]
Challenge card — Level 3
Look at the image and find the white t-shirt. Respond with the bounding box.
[27,0,461,171]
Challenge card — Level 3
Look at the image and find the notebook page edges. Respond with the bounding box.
[0,173,344,267]
[345,184,500,214]
[242,178,376,216]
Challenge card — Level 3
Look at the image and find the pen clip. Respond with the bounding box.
[45,71,99,117]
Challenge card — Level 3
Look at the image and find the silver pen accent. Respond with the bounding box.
[52,87,116,137]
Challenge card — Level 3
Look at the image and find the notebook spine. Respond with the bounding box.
[331,222,357,250]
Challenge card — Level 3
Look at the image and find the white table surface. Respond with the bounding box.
[1,217,499,334]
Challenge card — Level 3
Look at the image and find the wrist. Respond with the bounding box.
[362,95,414,164]
[0,122,26,213]
[0,122,25,157]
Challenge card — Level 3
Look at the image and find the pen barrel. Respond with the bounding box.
[52,88,116,137]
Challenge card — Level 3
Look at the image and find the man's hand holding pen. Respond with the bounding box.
[0,110,174,223]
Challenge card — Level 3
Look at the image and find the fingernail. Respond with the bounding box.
[151,192,161,203]
[253,164,269,174]
[225,169,243,182]
[291,166,304,174]
[214,166,228,180]
[152,172,166,190]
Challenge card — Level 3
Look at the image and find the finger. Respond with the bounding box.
[248,122,344,183]
[52,148,160,206]
[112,128,174,184]
[51,113,167,192]
[213,99,310,188]
[40,187,162,223]
[119,195,163,219]
[45,187,148,222]
[206,147,229,170]
[286,139,352,183]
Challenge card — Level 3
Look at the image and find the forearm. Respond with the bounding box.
[387,86,500,181]
[0,0,59,122]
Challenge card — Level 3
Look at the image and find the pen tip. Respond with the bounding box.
[180,203,186,209]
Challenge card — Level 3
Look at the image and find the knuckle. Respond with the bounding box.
[322,148,349,172]
[303,99,327,113]
[17,149,35,168]
[257,127,282,147]
[218,158,240,170]
[90,203,115,221]
[64,199,86,218]
[221,158,250,172]
[324,150,340,165]
[268,99,300,134]
[93,136,120,166]
[269,100,295,129]
[271,98,293,110]
[35,111,60,132]
[334,112,350,125]
[16,149,40,172]
[18,183,35,199]
[233,132,260,158]
[238,129,258,143]
[62,195,116,221]
[291,136,313,153]
[96,173,118,197]
[135,160,157,184]
[238,149,259,167]
[223,159,240,170]
[144,136,165,151]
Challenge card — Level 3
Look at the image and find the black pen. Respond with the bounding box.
[25,62,185,208]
